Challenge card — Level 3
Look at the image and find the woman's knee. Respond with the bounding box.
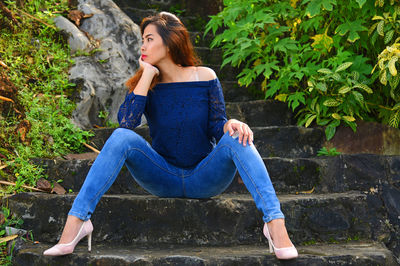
[218,131,244,149]
[104,128,144,153]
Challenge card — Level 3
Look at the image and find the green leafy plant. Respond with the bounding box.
[0,207,24,265]
[205,0,400,139]
[372,40,400,128]
[98,111,119,128]
[298,62,373,139]
[317,147,342,156]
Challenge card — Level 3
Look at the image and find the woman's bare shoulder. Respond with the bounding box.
[196,66,217,81]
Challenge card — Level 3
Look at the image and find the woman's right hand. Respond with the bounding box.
[139,57,160,77]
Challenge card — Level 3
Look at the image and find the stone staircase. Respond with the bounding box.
[5,0,400,265]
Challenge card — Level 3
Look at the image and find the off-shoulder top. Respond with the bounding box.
[117,78,228,168]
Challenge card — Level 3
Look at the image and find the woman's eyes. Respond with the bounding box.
[141,37,153,44]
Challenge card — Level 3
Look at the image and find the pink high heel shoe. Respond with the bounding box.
[263,223,298,260]
[43,219,93,256]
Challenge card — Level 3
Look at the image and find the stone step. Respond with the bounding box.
[114,0,222,19]
[207,64,244,82]
[32,154,399,195]
[220,81,263,102]
[86,126,325,158]
[226,100,295,127]
[6,192,389,245]
[12,242,397,266]
[115,6,210,32]
[195,47,223,65]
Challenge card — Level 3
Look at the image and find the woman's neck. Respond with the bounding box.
[157,59,189,83]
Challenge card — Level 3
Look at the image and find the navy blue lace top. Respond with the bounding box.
[117,78,228,168]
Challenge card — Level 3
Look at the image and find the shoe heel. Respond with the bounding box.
[268,239,274,253]
[88,232,92,252]
[264,224,274,253]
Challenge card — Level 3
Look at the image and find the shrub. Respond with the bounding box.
[206,0,400,139]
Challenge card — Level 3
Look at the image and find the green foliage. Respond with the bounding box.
[0,0,93,192]
[98,111,119,128]
[0,207,24,265]
[0,0,93,260]
[298,62,373,140]
[317,147,342,156]
[206,0,400,139]
[372,41,400,128]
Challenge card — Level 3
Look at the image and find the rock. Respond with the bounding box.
[13,241,397,266]
[5,226,27,236]
[57,0,142,129]
[51,183,67,195]
[53,16,92,53]
[5,192,388,245]
[36,178,52,192]
[382,184,400,225]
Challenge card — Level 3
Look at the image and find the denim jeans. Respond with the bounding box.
[68,128,284,223]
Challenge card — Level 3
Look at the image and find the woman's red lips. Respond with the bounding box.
[141,55,147,59]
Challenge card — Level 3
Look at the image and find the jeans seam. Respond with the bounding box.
[125,147,180,176]
[84,146,180,217]
[187,139,271,214]
[87,149,127,209]
[229,146,270,215]
[203,142,270,215]
[185,143,231,177]
[68,210,87,221]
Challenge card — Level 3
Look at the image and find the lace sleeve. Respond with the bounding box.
[117,91,147,129]
[208,79,228,142]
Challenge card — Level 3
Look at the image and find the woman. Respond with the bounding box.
[43,12,298,260]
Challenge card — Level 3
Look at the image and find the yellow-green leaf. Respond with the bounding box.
[338,86,351,94]
[275,94,288,102]
[369,22,379,36]
[343,116,356,122]
[389,110,400,128]
[323,99,340,107]
[261,79,267,91]
[0,235,18,244]
[380,70,387,85]
[332,73,341,81]
[378,59,385,70]
[336,62,353,72]
[385,30,395,44]
[353,83,373,94]
[332,113,341,120]
[305,114,316,127]
[352,71,359,81]
[311,32,333,51]
[352,91,364,103]
[388,57,398,76]
[375,0,384,7]
[372,15,384,20]
[317,68,333,74]
[377,21,384,36]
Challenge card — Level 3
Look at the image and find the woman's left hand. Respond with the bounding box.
[223,119,253,146]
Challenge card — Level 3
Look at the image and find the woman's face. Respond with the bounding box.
[141,24,168,66]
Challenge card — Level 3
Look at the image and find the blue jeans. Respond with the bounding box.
[68,128,284,223]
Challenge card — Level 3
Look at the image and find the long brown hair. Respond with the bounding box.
[126,12,202,92]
